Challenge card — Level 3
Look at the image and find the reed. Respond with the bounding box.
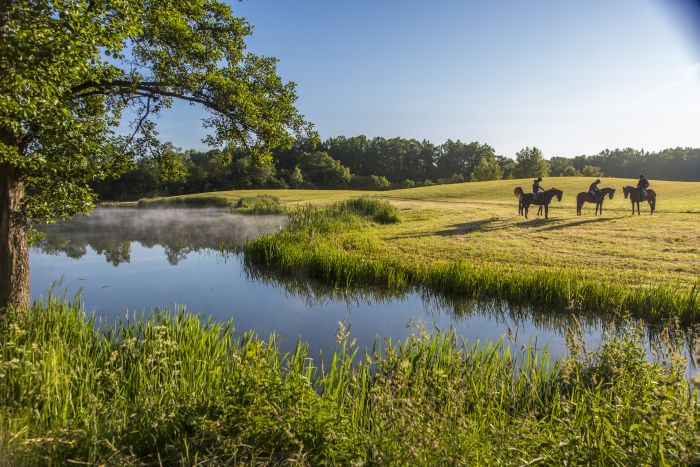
[0,299,695,464]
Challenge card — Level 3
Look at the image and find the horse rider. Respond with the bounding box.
[532,177,545,201]
[588,179,601,200]
[637,175,649,199]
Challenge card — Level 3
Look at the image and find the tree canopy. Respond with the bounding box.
[0,0,312,309]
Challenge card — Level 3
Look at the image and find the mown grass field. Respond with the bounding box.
[143,177,699,293]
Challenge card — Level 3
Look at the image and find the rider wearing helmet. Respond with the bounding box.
[588,179,601,200]
[637,175,649,198]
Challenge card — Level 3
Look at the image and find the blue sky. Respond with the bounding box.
[152,0,700,158]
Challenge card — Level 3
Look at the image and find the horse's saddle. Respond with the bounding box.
[639,189,648,200]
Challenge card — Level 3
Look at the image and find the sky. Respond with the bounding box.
[151,0,700,158]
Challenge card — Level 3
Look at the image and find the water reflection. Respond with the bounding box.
[35,207,285,265]
[30,207,696,370]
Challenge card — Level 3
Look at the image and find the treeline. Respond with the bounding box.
[94,138,700,200]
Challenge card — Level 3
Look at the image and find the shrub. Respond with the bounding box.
[234,195,284,214]
[341,197,399,224]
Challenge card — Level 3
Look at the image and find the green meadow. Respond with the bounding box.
[141,177,699,321]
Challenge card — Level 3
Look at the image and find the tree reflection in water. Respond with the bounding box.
[33,207,286,266]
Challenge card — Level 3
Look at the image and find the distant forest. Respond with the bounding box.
[95,137,700,200]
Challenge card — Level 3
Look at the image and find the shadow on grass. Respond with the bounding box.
[388,217,500,239]
[515,216,619,232]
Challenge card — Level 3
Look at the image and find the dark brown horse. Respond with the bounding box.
[514,187,543,216]
[514,187,563,219]
[576,187,615,215]
[623,186,656,215]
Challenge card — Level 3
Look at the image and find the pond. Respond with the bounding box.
[30,207,693,368]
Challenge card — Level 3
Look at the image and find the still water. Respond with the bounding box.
[30,207,686,364]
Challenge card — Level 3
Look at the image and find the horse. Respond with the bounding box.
[623,186,656,215]
[576,187,615,216]
[514,187,543,216]
[514,187,563,219]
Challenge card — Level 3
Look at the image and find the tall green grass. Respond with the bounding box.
[234,195,285,214]
[245,201,699,324]
[0,299,696,464]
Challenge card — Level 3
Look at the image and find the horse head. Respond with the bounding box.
[553,188,563,201]
[623,186,631,199]
[604,187,615,199]
[514,186,523,197]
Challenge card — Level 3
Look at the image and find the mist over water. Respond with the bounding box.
[29,207,695,370]
[35,207,285,265]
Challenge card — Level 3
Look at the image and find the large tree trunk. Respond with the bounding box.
[0,0,29,311]
[0,161,29,311]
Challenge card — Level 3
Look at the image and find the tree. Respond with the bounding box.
[0,0,312,309]
[549,156,574,177]
[562,166,578,177]
[436,140,495,180]
[231,154,277,188]
[580,164,604,177]
[469,155,503,181]
[296,151,351,188]
[513,147,550,179]
[289,166,304,188]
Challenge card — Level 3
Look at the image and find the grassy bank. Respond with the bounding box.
[0,299,696,464]
[137,194,285,214]
[140,177,699,292]
[245,199,698,323]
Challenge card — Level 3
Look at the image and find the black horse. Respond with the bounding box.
[576,187,615,216]
[623,186,656,215]
[514,187,563,219]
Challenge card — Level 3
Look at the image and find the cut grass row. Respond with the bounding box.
[0,298,695,464]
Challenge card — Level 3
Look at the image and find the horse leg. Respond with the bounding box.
[576,200,581,215]
[544,204,548,219]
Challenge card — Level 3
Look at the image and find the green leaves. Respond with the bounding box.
[1,0,311,223]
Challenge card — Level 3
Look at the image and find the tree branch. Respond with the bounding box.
[123,96,152,150]
[71,80,252,149]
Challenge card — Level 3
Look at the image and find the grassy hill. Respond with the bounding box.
[139,177,700,212]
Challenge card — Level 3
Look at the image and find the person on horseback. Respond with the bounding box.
[637,175,649,199]
[532,177,545,201]
[588,179,601,200]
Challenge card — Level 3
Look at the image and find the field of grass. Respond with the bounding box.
[143,177,699,317]
[0,299,695,464]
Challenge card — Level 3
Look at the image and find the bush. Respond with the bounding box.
[349,174,391,190]
[341,197,399,224]
[137,195,234,208]
[234,195,285,214]
[438,173,464,184]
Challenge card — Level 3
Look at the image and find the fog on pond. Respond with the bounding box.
[30,207,687,363]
